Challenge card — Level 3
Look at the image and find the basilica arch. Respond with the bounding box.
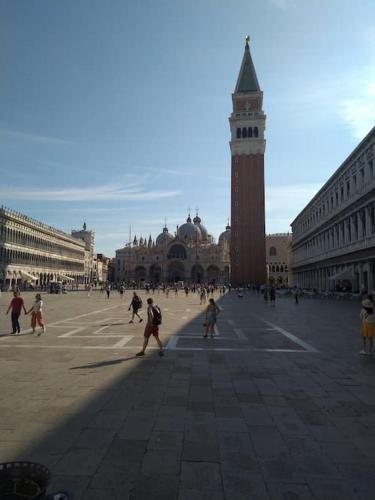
[149,264,162,284]
[167,244,187,260]
[191,264,204,283]
[206,265,220,284]
[167,261,185,283]
[134,265,147,284]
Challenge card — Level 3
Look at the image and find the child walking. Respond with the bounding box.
[27,293,46,336]
[359,298,375,355]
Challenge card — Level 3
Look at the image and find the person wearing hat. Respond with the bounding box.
[359,298,375,355]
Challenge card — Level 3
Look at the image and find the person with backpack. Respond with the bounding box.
[136,297,164,357]
[128,292,143,323]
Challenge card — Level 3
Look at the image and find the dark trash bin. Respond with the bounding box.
[0,462,50,500]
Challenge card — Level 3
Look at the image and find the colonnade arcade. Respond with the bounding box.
[293,259,375,293]
[129,262,230,285]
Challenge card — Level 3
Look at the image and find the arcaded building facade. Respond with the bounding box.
[266,234,292,285]
[0,206,85,288]
[291,127,375,293]
[114,214,230,285]
[230,37,266,286]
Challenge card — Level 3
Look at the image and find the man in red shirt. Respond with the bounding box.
[6,291,27,335]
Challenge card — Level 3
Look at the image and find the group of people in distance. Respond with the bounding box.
[5,291,45,336]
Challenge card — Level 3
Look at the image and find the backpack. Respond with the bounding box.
[134,297,142,309]
[151,305,162,326]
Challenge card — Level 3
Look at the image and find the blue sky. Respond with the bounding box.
[1,0,374,256]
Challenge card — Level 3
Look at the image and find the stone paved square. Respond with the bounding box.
[1,289,375,499]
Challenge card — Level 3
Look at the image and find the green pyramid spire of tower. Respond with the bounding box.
[234,36,260,93]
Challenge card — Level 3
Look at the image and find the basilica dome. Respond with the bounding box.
[178,215,202,241]
[219,224,231,245]
[193,214,208,241]
[156,226,174,246]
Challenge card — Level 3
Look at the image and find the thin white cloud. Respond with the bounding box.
[265,182,321,232]
[0,184,181,202]
[0,127,71,145]
[338,82,375,140]
[268,0,289,10]
[137,166,229,182]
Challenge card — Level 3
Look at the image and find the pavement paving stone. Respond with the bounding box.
[54,446,107,475]
[141,449,181,475]
[182,439,219,462]
[266,482,315,500]
[130,473,179,500]
[241,403,275,426]
[180,461,222,491]
[88,461,137,492]
[249,426,289,458]
[49,474,91,499]
[154,416,186,432]
[81,488,117,500]
[102,437,147,465]
[178,489,224,500]
[147,431,183,452]
[306,478,367,500]
[222,471,270,500]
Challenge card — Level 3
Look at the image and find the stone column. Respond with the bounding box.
[369,262,375,294]
[357,211,363,240]
[365,204,373,237]
[350,215,356,242]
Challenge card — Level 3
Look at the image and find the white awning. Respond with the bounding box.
[59,275,75,282]
[20,271,37,281]
[328,268,354,281]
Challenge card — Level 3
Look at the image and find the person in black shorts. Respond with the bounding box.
[128,292,143,323]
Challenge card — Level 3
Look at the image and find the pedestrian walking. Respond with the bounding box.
[136,297,164,357]
[26,293,45,336]
[204,298,220,338]
[200,287,207,305]
[119,284,125,299]
[270,287,276,305]
[294,288,299,304]
[105,284,111,299]
[87,284,92,297]
[359,298,375,355]
[6,291,27,335]
[128,292,143,323]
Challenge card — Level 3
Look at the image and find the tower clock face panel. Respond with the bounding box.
[234,98,259,112]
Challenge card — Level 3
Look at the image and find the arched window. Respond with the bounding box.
[280,265,284,272]
[242,127,247,138]
[254,127,259,137]
[271,265,275,273]
[236,128,241,139]
[269,246,277,256]
[167,244,187,260]
[248,127,252,137]
[276,265,280,272]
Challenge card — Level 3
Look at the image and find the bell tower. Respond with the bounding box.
[229,36,266,285]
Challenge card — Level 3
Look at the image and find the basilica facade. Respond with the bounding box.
[114,214,230,285]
